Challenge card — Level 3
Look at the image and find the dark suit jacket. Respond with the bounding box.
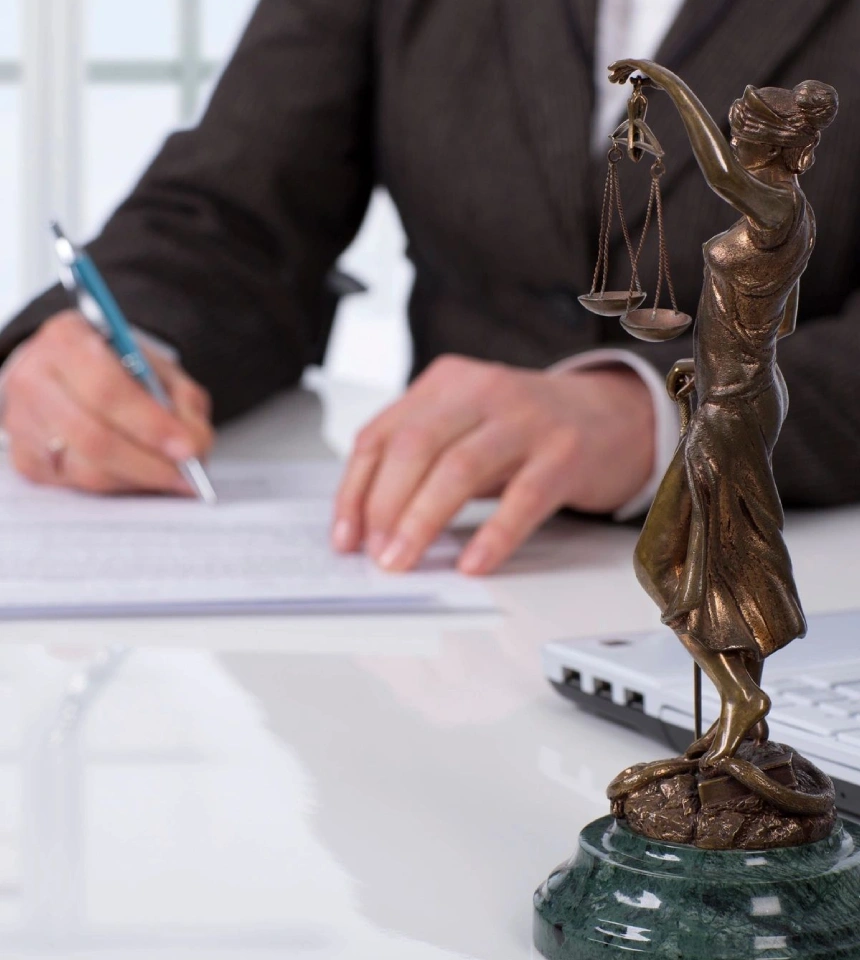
[4,0,860,506]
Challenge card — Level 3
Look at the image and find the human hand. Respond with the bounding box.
[332,356,654,576]
[1,310,213,494]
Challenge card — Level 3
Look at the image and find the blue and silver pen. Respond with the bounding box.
[50,221,218,505]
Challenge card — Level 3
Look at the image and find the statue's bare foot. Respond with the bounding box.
[749,717,769,744]
[701,691,770,767]
[685,720,720,758]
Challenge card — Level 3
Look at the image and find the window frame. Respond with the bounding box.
[0,15,22,318]
[18,0,226,304]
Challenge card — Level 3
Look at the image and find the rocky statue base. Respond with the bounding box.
[610,740,837,850]
[533,815,860,959]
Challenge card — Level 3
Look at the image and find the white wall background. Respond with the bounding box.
[0,0,411,390]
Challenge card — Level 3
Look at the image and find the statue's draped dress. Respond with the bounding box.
[635,188,812,657]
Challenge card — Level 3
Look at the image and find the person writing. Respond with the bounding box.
[0,0,857,576]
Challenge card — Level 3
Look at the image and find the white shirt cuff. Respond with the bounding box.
[548,348,680,521]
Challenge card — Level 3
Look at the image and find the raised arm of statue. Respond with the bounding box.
[609,59,795,231]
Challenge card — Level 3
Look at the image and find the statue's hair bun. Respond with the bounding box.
[793,80,838,131]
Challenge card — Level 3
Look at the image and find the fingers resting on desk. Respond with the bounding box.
[332,355,655,576]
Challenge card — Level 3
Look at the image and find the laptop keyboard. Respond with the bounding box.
[764,677,860,744]
[543,616,860,793]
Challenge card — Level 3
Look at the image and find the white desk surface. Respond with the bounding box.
[1,375,858,959]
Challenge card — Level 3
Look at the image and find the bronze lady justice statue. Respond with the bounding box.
[603,60,839,824]
[533,61,853,960]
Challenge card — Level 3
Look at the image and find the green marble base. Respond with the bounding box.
[534,816,860,959]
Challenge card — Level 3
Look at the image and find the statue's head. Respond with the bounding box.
[729,81,838,175]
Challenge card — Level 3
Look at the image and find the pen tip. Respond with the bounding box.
[49,220,63,240]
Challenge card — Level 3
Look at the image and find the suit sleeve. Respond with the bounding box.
[625,291,860,508]
[0,0,375,424]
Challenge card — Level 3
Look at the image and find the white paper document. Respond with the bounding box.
[0,461,495,619]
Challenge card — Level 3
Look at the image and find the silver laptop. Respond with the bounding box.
[542,609,860,816]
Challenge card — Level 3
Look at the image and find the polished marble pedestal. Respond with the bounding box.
[534,816,860,959]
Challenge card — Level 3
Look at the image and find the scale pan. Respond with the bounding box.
[578,290,647,317]
[621,308,693,342]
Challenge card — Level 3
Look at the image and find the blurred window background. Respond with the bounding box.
[1,0,410,388]
[0,0,21,329]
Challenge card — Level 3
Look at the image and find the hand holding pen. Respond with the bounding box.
[0,232,215,499]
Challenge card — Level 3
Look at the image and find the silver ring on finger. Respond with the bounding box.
[46,436,68,476]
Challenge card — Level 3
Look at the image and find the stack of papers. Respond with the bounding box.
[0,462,495,619]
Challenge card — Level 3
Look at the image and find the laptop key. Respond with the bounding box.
[780,687,851,706]
[767,706,860,737]
[818,699,860,717]
[771,674,832,689]
[791,666,860,689]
